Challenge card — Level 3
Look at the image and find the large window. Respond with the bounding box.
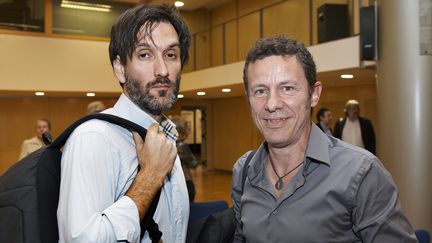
[52,0,133,37]
[0,0,45,32]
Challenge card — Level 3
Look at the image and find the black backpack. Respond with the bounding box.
[0,113,161,243]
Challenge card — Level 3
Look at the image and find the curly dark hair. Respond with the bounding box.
[109,4,191,69]
[243,35,317,96]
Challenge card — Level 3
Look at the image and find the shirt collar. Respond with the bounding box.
[111,93,178,142]
[305,123,331,166]
[248,123,331,182]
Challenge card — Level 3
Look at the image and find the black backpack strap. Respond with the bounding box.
[50,113,147,149]
[241,150,255,192]
[50,113,162,240]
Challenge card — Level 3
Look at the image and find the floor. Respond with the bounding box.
[190,166,233,207]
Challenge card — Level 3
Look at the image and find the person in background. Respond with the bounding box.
[334,99,376,154]
[171,116,198,202]
[316,107,333,136]
[19,118,51,159]
[57,4,191,242]
[231,35,416,242]
[87,100,106,114]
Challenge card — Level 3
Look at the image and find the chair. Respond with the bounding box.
[189,200,228,222]
[415,229,431,243]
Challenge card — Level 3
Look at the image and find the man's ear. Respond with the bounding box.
[311,81,322,107]
[113,56,126,84]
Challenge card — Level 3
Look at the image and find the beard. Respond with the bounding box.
[124,73,180,116]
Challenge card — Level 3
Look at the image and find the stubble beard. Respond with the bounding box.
[124,73,180,116]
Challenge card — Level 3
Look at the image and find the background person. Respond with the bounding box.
[19,118,51,159]
[87,100,106,114]
[171,115,198,202]
[316,107,333,136]
[334,99,376,154]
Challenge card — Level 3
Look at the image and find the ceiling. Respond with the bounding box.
[138,0,232,11]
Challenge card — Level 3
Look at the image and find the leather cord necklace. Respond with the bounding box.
[268,156,304,190]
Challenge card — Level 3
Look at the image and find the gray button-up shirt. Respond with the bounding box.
[231,123,417,243]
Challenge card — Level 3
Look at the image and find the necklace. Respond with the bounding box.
[268,156,304,190]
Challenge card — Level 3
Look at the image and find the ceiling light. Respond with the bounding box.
[86,92,96,97]
[61,0,111,12]
[197,91,206,96]
[174,1,184,7]
[340,74,354,79]
[222,88,231,93]
[35,91,45,96]
[177,94,184,98]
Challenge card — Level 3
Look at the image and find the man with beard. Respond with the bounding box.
[57,5,191,243]
[231,36,416,242]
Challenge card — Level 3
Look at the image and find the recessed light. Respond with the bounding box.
[340,74,354,79]
[86,92,96,97]
[197,91,206,96]
[174,1,184,7]
[222,88,231,93]
[35,91,45,96]
[177,94,184,98]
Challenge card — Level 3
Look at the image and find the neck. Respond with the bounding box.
[267,123,310,172]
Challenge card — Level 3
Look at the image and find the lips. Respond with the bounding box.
[263,117,289,128]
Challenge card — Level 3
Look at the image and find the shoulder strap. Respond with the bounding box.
[241,150,255,192]
[50,113,162,241]
[50,113,147,149]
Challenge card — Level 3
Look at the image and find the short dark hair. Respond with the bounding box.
[243,35,316,96]
[109,4,191,69]
[316,107,330,122]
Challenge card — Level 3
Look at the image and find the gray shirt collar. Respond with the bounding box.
[248,123,331,182]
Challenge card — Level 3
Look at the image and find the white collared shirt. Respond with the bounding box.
[57,93,189,243]
[342,118,364,149]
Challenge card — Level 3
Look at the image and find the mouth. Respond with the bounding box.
[263,117,289,128]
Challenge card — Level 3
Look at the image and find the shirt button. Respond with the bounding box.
[272,209,278,214]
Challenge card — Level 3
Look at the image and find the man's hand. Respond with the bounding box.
[133,123,177,182]
[126,123,177,220]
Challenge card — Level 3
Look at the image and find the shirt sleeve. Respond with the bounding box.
[352,159,417,242]
[231,152,250,243]
[57,130,140,243]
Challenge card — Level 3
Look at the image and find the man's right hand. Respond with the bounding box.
[126,123,177,220]
[133,123,177,182]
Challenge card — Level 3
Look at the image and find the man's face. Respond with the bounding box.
[35,120,49,139]
[321,111,333,126]
[115,22,182,116]
[346,105,359,120]
[247,55,321,148]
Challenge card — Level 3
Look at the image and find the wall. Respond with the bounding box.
[0,96,118,175]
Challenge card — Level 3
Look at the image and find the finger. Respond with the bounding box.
[132,131,143,147]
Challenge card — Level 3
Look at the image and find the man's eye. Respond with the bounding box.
[282,86,294,93]
[166,52,178,60]
[254,89,267,97]
[138,52,151,59]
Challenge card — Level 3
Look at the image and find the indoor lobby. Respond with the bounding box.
[0,0,431,241]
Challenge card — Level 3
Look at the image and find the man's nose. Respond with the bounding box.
[265,91,283,112]
[154,56,168,77]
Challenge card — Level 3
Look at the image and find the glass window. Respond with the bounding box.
[0,0,45,32]
[52,0,133,37]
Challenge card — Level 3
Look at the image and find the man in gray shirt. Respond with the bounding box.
[231,36,417,242]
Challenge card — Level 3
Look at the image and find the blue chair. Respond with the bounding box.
[415,229,431,243]
[189,200,228,222]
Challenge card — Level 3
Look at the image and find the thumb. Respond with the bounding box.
[132,131,144,148]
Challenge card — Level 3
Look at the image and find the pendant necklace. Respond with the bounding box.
[268,156,304,190]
